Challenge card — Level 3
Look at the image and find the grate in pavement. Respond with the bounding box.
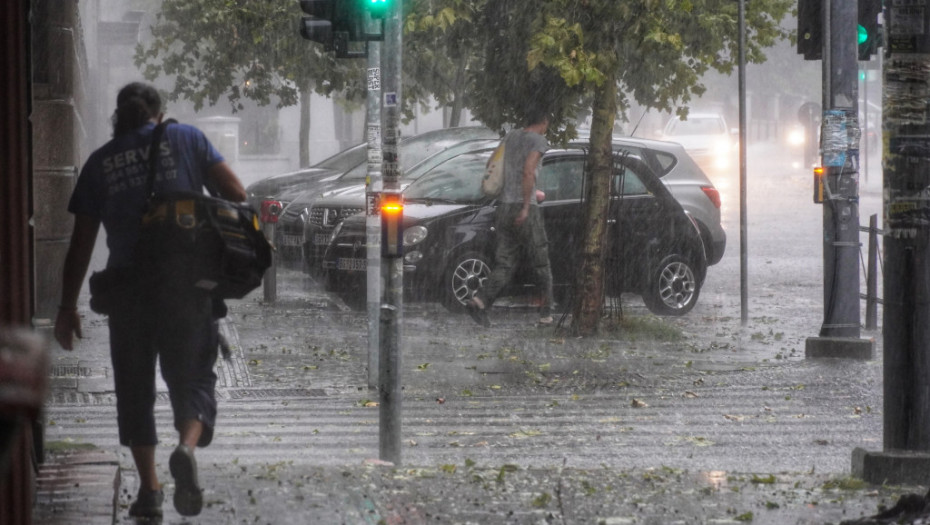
[223,388,327,399]
[50,363,94,377]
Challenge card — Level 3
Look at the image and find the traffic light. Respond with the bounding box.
[858,0,881,61]
[298,0,381,57]
[365,0,390,19]
[380,193,404,258]
[797,0,823,60]
[299,0,336,49]
[813,166,825,204]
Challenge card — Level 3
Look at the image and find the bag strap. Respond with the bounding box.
[145,118,178,199]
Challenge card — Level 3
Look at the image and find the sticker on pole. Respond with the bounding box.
[367,68,381,91]
[384,92,398,107]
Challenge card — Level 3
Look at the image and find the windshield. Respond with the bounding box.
[313,143,368,171]
[403,151,491,203]
[339,128,496,181]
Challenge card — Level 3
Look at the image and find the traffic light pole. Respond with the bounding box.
[805,0,874,359]
[378,0,403,465]
[365,43,382,390]
[853,2,930,486]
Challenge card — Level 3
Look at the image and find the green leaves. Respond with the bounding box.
[135,0,364,113]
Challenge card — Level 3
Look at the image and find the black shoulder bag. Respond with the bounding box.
[135,120,272,299]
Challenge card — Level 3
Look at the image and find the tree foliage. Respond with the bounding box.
[467,0,792,335]
[134,0,369,166]
[402,0,487,126]
[135,0,365,111]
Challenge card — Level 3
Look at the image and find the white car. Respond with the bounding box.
[660,113,735,175]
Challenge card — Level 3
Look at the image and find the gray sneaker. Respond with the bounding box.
[169,444,203,516]
[128,487,164,519]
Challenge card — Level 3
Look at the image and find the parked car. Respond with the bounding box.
[659,112,735,176]
[246,126,499,216]
[278,136,501,270]
[245,143,366,212]
[269,127,499,265]
[304,135,726,272]
[322,145,708,316]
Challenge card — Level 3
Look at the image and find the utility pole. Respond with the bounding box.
[853,1,930,486]
[804,0,874,359]
[365,43,382,390]
[378,0,403,465]
[738,0,748,326]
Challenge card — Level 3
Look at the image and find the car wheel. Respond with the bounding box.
[442,252,491,312]
[642,255,701,316]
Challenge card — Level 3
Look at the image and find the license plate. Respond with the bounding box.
[314,233,331,246]
[280,234,302,247]
[337,258,367,271]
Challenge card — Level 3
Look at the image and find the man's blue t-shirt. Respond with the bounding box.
[69,122,224,268]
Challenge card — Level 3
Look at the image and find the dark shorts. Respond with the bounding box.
[107,266,218,448]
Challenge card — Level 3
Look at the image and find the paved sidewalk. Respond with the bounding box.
[32,272,928,524]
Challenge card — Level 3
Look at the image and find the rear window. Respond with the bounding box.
[653,151,676,174]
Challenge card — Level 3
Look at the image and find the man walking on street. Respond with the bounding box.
[466,108,554,327]
[54,82,247,519]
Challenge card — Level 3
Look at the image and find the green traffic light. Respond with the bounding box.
[366,0,389,18]
[857,24,868,45]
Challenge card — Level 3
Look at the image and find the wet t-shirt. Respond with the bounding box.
[499,129,548,205]
[69,122,224,268]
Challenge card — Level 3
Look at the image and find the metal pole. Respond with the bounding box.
[738,0,748,326]
[865,214,878,331]
[366,43,382,389]
[805,0,873,360]
[882,3,930,451]
[819,0,861,339]
[262,221,277,303]
[862,72,869,184]
[378,0,403,465]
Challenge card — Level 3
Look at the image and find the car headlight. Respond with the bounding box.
[787,127,805,146]
[403,225,428,247]
[714,137,731,155]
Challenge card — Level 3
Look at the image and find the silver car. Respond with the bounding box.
[612,136,726,265]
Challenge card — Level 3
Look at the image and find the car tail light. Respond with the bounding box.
[701,186,721,209]
[260,200,283,223]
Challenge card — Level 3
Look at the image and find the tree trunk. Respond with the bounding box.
[299,82,311,168]
[570,68,618,337]
[448,56,467,127]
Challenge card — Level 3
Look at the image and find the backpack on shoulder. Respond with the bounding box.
[135,120,272,300]
[481,139,506,197]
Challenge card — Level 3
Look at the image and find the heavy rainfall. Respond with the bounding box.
[9,0,930,524]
